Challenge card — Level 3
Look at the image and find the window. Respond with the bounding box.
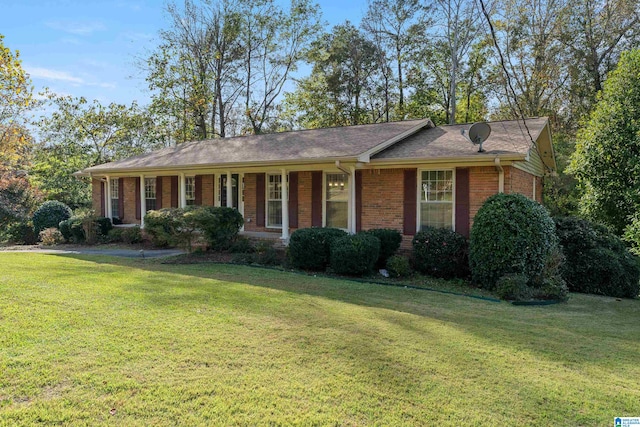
[325,173,348,229]
[420,170,453,230]
[145,177,157,212]
[267,174,283,227]
[110,178,119,219]
[185,177,196,206]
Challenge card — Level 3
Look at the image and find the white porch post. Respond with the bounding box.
[105,176,112,220]
[281,169,289,241]
[214,173,221,207]
[349,166,356,234]
[226,171,232,208]
[179,173,186,208]
[139,175,146,228]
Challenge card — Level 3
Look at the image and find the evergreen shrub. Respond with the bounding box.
[412,226,469,279]
[364,228,402,267]
[288,227,347,271]
[32,201,72,233]
[329,233,380,276]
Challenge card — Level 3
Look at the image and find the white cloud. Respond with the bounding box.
[27,66,84,84]
[46,20,106,35]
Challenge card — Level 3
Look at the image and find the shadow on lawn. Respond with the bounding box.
[52,253,640,368]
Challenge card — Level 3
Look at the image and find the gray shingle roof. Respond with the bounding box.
[81,117,550,174]
[83,119,429,173]
[372,117,548,160]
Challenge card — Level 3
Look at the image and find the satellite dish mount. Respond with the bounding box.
[461,122,492,153]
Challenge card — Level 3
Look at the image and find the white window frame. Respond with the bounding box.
[185,176,196,206]
[264,172,289,230]
[110,178,119,219]
[417,168,456,232]
[145,177,157,213]
[323,171,349,230]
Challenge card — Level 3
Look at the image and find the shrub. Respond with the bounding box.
[32,201,72,233]
[364,228,402,268]
[556,216,640,298]
[6,222,38,245]
[144,209,183,247]
[106,228,124,243]
[191,206,244,251]
[230,237,255,254]
[39,227,64,246]
[255,241,281,266]
[58,218,72,241]
[386,255,412,278]
[121,226,143,244]
[329,233,380,276]
[95,217,113,238]
[495,274,531,301]
[288,227,348,271]
[469,193,559,290]
[412,227,469,279]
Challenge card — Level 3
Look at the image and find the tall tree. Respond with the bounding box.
[238,0,322,134]
[560,0,640,125]
[362,0,429,116]
[0,34,34,170]
[488,0,567,119]
[145,0,243,142]
[283,22,383,128]
[431,0,487,124]
[569,49,640,234]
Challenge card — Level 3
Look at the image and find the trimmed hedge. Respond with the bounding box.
[288,227,348,271]
[412,227,469,279]
[32,201,72,233]
[386,255,412,278]
[364,228,402,268]
[190,206,244,250]
[555,216,640,298]
[469,193,559,290]
[329,233,380,276]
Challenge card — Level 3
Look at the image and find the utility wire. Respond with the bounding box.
[478,0,553,173]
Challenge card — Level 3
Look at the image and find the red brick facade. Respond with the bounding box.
[95,166,544,239]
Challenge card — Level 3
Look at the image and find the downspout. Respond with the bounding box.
[494,157,504,193]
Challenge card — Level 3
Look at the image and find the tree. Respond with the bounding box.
[32,94,168,208]
[238,0,322,134]
[362,0,429,116]
[0,34,33,147]
[569,49,640,234]
[283,22,384,128]
[561,0,640,124]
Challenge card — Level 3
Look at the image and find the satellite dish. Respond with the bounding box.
[462,122,492,153]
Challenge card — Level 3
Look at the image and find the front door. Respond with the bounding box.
[220,174,239,209]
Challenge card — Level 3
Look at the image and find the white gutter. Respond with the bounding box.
[494,157,504,193]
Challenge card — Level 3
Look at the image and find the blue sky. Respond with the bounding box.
[1,0,365,107]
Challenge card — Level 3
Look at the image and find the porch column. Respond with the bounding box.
[105,176,112,220]
[281,169,289,241]
[140,174,146,228]
[349,166,356,234]
[226,171,232,208]
[179,173,186,208]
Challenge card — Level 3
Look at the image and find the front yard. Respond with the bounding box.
[0,253,638,425]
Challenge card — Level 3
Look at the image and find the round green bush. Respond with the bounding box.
[469,193,559,290]
[144,208,183,247]
[364,228,402,268]
[555,216,640,298]
[191,206,244,251]
[495,274,531,301]
[32,201,72,233]
[412,227,469,279]
[329,233,380,276]
[386,255,412,278]
[289,227,348,271]
[95,217,113,238]
[121,226,142,244]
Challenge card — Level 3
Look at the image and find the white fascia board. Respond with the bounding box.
[356,118,434,163]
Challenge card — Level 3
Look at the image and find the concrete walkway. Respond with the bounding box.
[0,246,185,259]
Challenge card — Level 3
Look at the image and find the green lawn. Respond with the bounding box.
[0,253,638,426]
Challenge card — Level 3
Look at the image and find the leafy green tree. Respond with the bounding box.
[0,34,33,147]
[32,93,168,208]
[569,49,640,234]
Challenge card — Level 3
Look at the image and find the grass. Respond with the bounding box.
[0,253,639,426]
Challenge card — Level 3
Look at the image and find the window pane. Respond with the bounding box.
[326,201,348,229]
[267,174,283,227]
[420,170,453,230]
[267,201,282,227]
[186,177,195,203]
[110,178,119,198]
[111,199,119,219]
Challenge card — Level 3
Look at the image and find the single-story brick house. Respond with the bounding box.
[77,117,556,247]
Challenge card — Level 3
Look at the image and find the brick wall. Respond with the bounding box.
[469,166,500,228]
[360,169,404,231]
[91,179,103,215]
[161,176,172,209]
[298,171,312,229]
[201,174,215,206]
[122,177,140,224]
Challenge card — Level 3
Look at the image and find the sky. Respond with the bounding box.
[0,0,366,108]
